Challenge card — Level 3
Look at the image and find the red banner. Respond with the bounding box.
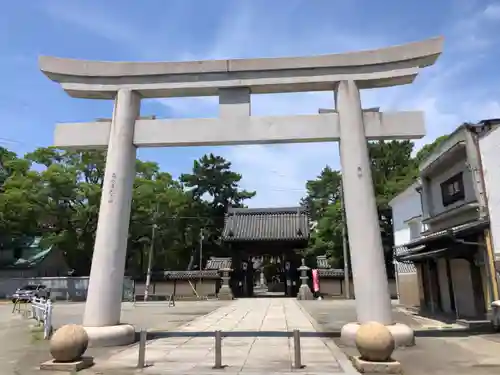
[312,269,320,292]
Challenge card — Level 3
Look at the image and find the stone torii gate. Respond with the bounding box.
[39,37,443,347]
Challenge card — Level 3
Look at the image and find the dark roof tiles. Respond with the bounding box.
[222,206,310,242]
[316,255,330,269]
[159,270,220,280]
[205,257,232,270]
[318,269,345,278]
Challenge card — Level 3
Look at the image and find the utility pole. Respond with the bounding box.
[318,107,355,299]
[340,177,351,299]
[144,202,159,302]
[199,228,204,286]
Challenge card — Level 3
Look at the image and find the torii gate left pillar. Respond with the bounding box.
[39,36,443,347]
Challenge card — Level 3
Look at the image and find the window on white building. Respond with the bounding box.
[408,220,421,240]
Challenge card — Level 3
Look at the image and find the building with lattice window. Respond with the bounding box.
[391,120,500,322]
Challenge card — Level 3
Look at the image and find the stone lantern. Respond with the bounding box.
[297,258,313,300]
[218,267,233,300]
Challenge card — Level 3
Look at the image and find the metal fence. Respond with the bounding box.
[136,329,334,370]
[12,297,53,339]
[0,276,134,302]
[31,297,53,339]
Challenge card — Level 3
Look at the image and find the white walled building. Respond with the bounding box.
[479,124,500,280]
[390,120,500,319]
[389,181,424,307]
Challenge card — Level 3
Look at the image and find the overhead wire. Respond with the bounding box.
[0,137,310,192]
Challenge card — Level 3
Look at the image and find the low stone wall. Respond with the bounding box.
[135,279,219,299]
[319,278,355,297]
[318,277,398,299]
[397,273,420,307]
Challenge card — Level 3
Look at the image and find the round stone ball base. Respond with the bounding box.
[341,322,415,348]
[351,356,402,374]
[84,324,135,347]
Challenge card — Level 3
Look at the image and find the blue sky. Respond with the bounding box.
[1,0,500,207]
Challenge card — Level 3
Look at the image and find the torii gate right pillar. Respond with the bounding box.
[336,80,414,346]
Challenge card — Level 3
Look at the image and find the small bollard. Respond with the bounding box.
[137,329,147,368]
[293,329,303,369]
[213,330,223,369]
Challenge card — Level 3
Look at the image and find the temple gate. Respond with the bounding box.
[221,206,309,297]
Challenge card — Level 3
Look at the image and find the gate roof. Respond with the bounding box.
[222,207,310,242]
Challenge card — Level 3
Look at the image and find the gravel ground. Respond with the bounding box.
[299,299,500,375]
[299,299,422,330]
[6,298,500,374]
[0,300,229,375]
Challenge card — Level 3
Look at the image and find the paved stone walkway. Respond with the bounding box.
[102,299,357,374]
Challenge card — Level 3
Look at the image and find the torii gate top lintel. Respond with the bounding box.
[39,37,443,99]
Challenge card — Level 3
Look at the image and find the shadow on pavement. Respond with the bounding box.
[415,327,497,338]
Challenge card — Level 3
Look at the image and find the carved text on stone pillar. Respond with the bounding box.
[108,173,117,203]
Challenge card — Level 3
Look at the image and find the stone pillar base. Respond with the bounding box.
[351,356,402,374]
[341,322,414,347]
[40,357,94,372]
[297,284,314,300]
[84,324,135,347]
[218,285,233,300]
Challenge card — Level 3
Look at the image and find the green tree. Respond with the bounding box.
[303,133,456,277]
[0,146,258,276]
[303,141,419,276]
[0,147,43,252]
[128,161,203,274]
[414,134,450,164]
[301,166,342,221]
[368,141,419,276]
[306,202,345,267]
[180,153,256,268]
[300,166,344,267]
[0,147,31,189]
[23,147,107,274]
[180,153,256,213]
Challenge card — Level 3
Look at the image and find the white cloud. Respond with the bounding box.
[42,1,146,48]
[484,3,500,20]
[39,1,500,207]
[478,100,500,118]
[447,1,500,51]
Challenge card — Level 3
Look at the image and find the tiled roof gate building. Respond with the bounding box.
[221,206,310,298]
[222,207,310,242]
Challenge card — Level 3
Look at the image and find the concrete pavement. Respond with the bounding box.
[98,299,358,374]
[6,298,500,374]
[0,300,229,375]
[299,299,423,331]
[50,300,229,330]
[300,299,500,375]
